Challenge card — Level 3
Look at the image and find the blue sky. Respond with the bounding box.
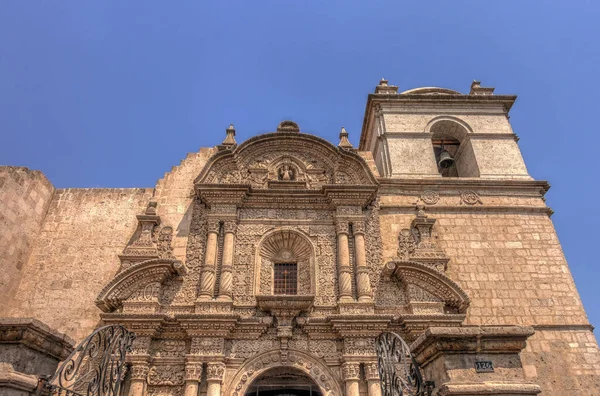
[1,1,599,327]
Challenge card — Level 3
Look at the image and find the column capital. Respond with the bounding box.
[185,362,203,381]
[206,362,226,383]
[352,221,366,235]
[223,220,237,234]
[129,363,150,381]
[364,362,380,380]
[342,362,361,381]
[207,219,221,234]
[335,220,350,235]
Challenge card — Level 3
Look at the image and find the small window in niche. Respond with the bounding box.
[274,263,298,295]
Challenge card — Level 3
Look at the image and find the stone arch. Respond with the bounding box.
[383,261,470,313]
[425,116,479,177]
[424,115,474,135]
[194,131,378,187]
[226,349,343,396]
[95,259,186,312]
[254,228,316,296]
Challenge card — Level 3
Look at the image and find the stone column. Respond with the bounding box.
[128,363,149,396]
[217,221,236,301]
[199,219,220,301]
[184,362,203,396]
[206,362,226,396]
[342,363,360,396]
[365,363,382,396]
[336,221,354,303]
[353,221,372,302]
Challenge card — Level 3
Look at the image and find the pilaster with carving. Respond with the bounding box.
[198,218,221,300]
[353,220,372,302]
[335,220,353,303]
[218,220,237,301]
[342,362,361,396]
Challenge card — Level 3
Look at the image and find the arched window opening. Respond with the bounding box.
[430,119,480,178]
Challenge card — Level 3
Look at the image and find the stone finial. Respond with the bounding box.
[222,124,237,147]
[145,200,158,215]
[338,127,354,149]
[277,120,300,133]
[469,80,495,95]
[375,78,398,94]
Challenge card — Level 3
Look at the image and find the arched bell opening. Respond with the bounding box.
[244,367,323,396]
[428,118,480,178]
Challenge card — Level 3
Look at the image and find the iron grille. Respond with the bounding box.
[274,263,297,295]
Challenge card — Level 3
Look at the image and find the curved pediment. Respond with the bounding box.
[383,260,470,313]
[96,258,187,312]
[195,130,378,189]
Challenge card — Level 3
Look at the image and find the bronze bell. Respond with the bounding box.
[438,148,455,169]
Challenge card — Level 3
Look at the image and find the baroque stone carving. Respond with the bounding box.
[460,190,483,205]
[206,362,226,382]
[398,229,418,260]
[184,363,203,381]
[420,190,440,205]
[130,364,149,380]
[342,362,360,380]
[147,365,185,386]
[190,337,224,355]
[154,339,186,357]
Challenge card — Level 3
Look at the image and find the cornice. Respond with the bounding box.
[359,93,517,150]
[377,177,550,192]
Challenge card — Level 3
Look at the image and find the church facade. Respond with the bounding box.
[1,80,599,395]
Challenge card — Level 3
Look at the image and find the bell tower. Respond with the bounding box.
[359,79,531,179]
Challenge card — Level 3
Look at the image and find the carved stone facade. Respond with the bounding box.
[1,81,599,396]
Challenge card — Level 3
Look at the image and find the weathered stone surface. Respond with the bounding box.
[0,82,598,395]
[0,318,74,396]
[0,167,54,312]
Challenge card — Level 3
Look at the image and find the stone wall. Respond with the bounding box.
[379,205,597,395]
[153,148,215,261]
[522,328,600,393]
[6,188,152,341]
[3,149,215,342]
[0,167,54,313]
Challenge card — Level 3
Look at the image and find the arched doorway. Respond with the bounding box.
[244,367,322,396]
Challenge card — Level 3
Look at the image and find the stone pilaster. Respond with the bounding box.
[128,363,149,396]
[198,219,221,300]
[353,221,372,302]
[206,362,226,396]
[217,221,236,301]
[184,362,203,396]
[336,221,353,303]
[342,362,361,396]
[365,362,382,396]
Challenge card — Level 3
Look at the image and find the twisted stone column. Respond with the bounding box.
[184,362,203,396]
[199,220,220,301]
[336,221,354,303]
[342,363,360,396]
[217,221,236,301]
[365,362,382,396]
[206,362,226,396]
[128,363,149,396]
[353,221,372,302]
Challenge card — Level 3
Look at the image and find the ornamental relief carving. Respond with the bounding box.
[190,337,224,355]
[147,365,185,386]
[147,386,184,396]
[152,339,187,357]
[344,338,376,356]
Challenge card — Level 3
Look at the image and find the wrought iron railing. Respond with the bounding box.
[36,325,135,396]
[375,332,434,396]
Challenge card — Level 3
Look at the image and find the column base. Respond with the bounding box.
[216,295,232,302]
[338,296,355,304]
